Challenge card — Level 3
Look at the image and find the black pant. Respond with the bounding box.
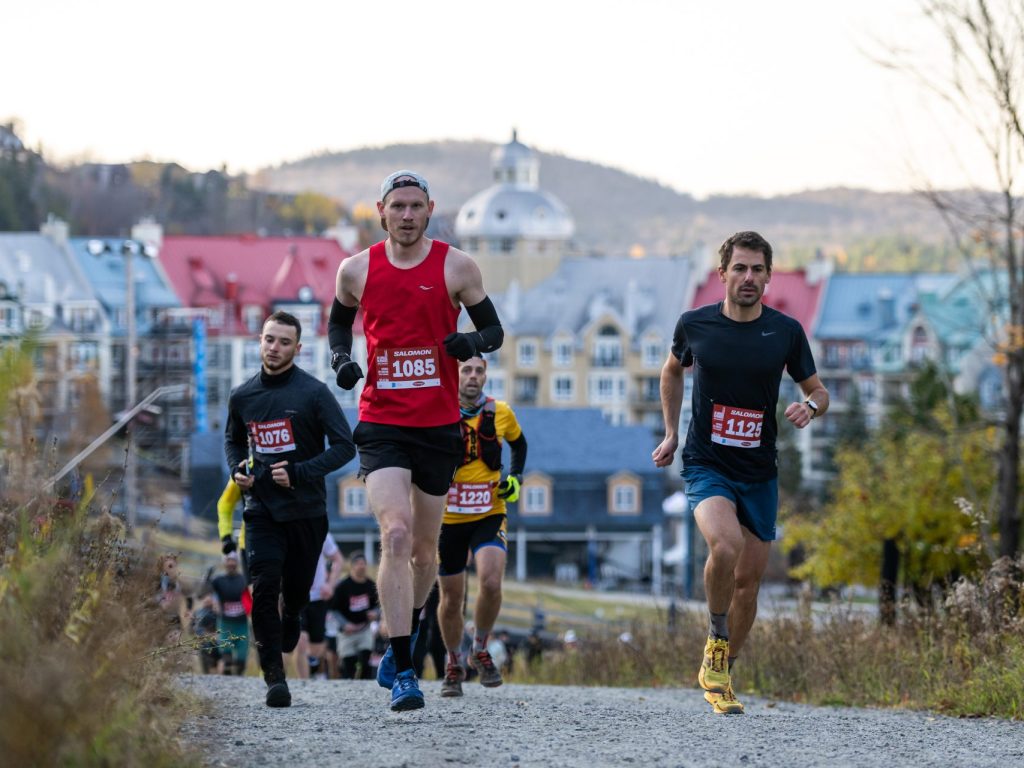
[341,649,373,680]
[244,508,328,679]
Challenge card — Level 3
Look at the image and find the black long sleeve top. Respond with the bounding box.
[224,365,355,521]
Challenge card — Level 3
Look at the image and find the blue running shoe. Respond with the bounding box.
[390,669,425,711]
[376,630,419,688]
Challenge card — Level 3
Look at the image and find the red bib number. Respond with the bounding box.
[222,600,245,618]
[711,404,764,448]
[447,482,494,515]
[249,417,296,454]
[375,347,441,390]
[349,594,370,612]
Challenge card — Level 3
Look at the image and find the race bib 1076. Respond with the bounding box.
[249,417,296,454]
[711,404,764,448]
[375,347,441,390]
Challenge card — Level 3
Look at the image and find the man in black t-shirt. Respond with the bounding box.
[210,551,249,676]
[330,551,380,679]
[653,231,829,715]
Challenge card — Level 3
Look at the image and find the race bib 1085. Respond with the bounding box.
[375,347,441,390]
[711,404,764,448]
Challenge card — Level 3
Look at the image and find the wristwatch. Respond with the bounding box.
[804,398,819,419]
[330,351,349,370]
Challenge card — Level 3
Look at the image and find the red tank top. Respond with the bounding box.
[358,239,461,426]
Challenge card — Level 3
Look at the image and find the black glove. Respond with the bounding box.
[221,535,237,555]
[497,474,522,501]
[443,332,479,361]
[331,351,364,390]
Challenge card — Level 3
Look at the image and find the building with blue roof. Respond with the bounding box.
[0,219,108,438]
[67,227,194,474]
[909,269,1007,412]
[811,268,1003,485]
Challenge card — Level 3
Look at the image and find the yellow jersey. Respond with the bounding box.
[443,399,522,525]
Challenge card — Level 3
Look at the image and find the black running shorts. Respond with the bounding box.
[438,514,508,576]
[353,421,461,496]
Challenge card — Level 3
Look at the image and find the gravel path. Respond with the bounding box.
[180,675,1024,768]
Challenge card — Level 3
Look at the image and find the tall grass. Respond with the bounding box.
[0,341,199,766]
[515,559,1024,719]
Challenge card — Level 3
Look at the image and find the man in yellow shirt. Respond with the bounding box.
[437,356,527,697]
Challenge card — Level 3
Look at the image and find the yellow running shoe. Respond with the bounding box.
[697,636,730,693]
[704,684,745,715]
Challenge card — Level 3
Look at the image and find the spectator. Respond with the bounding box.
[330,551,380,679]
[191,592,221,674]
[211,551,250,676]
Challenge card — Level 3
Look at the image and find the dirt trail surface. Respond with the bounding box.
[180,676,1023,768]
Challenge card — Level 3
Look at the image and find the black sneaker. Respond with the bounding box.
[264,671,292,712]
[266,680,291,708]
[282,612,301,654]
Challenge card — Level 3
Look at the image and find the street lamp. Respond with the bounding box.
[86,238,157,529]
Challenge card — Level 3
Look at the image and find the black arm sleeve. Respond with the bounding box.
[507,434,527,476]
[328,299,358,356]
[465,296,504,353]
[224,394,248,475]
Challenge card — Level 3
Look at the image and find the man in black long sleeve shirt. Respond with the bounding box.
[224,311,355,707]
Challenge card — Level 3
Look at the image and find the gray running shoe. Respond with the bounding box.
[469,649,503,688]
[440,662,465,697]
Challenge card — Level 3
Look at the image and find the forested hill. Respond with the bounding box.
[252,140,961,269]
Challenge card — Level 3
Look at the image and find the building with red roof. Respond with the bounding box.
[689,264,829,337]
[158,234,354,430]
[159,235,349,336]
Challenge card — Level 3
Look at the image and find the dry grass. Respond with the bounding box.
[0,494,202,766]
[515,560,1024,719]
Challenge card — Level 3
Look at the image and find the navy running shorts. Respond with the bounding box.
[681,463,779,542]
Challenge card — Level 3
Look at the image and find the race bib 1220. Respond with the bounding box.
[447,482,494,514]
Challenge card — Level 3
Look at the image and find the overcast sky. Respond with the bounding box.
[2,0,996,198]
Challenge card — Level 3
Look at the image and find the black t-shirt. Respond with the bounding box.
[330,576,379,625]
[672,303,816,483]
[211,573,248,619]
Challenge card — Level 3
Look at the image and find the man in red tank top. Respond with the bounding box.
[327,170,504,712]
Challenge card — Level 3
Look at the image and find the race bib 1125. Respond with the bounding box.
[711,404,764,448]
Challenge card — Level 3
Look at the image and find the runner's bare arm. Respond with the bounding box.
[443,248,504,360]
[336,250,369,306]
[785,373,829,428]
[445,247,486,308]
[652,352,685,468]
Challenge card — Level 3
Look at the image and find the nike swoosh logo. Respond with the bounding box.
[419,285,434,291]
[761,331,776,336]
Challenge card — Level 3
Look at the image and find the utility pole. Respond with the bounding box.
[123,240,138,530]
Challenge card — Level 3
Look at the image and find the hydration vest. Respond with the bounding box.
[461,398,502,471]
